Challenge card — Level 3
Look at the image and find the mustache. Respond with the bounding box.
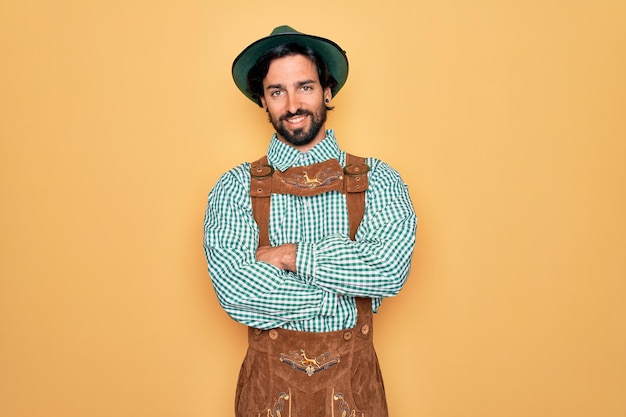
[280,109,313,121]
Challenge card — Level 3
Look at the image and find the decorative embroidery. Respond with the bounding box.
[282,167,343,189]
[332,390,358,417]
[279,349,341,377]
[266,389,291,417]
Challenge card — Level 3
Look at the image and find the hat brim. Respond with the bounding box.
[232,30,349,104]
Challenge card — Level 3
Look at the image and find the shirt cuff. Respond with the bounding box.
[296,242,316,284]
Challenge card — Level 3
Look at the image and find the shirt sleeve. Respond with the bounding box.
[203,165,336,329]
[296,158,417,298]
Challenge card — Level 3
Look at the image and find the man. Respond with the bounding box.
[204,25,417,417]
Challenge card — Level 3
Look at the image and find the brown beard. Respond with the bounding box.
[268,104,327,147]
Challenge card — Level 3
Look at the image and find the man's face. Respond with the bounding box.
[260,54,331,149]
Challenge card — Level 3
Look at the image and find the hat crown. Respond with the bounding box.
[270,25,299,36]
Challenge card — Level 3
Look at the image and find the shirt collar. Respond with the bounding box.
[266,129,342,171]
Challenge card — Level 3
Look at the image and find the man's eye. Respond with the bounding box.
[271,90,282,97]
[301,86,312,92]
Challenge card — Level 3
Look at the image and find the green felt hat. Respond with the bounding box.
[232,25,349,104]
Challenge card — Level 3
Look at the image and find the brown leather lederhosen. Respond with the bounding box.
[235,154,388,417]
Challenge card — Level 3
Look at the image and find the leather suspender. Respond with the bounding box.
[343,153,369,241]
[250,153,369,246]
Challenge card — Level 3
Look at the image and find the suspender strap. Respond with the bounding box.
[344,153,368,240]
[250,153,369,245]
[250,155,272,247]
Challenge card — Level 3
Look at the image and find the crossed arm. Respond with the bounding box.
[203,160,417,329]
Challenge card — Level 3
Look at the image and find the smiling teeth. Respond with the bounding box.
[288,116,305,123]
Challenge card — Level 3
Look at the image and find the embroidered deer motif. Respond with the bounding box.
[301,172,322,186]
[300,349,321,369]
[280,349,341,377]
[283,167,343,189]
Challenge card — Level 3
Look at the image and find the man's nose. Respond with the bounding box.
[286,92,300,114]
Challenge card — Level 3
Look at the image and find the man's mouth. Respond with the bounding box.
[281,110,312,125]
[285,115,307,125]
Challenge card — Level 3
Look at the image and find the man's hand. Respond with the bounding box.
[256,243,297,272]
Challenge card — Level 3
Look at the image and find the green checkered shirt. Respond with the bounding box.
[203,130,417,332]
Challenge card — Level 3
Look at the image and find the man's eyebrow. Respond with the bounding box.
[266,83,284,90]
[266,80,316,90]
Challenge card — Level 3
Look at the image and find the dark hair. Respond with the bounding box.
[247,43,338,108]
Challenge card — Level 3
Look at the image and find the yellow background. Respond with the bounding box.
[1,0,625,416]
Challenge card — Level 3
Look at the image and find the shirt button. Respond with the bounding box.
[343,331,352,341]
[361,324,370,335]
[269,329,278,340]
[254,328,262,336]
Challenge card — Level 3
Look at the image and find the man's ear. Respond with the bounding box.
[260,96,267,111]
[324,87,332,104]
